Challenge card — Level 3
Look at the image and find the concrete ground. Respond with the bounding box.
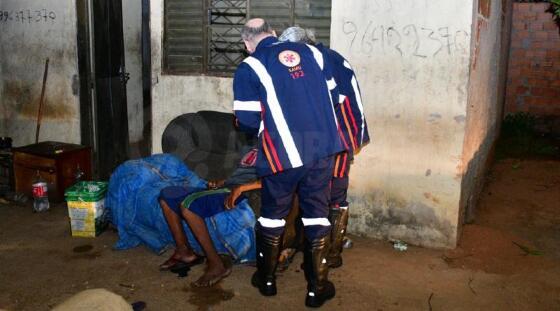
[0,158,559,310]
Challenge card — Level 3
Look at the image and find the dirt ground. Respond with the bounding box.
[1,158,559,310]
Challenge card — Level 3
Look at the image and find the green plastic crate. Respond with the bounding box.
[65,181,108,202]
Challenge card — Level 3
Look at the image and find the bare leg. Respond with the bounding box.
[181,208,231,286]
[160,200,199,267]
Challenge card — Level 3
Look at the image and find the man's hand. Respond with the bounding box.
[224,186,242,210]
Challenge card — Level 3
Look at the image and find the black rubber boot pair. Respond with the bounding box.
[327,206,349,268]
[251,232,281,296]
[304,236,336,308]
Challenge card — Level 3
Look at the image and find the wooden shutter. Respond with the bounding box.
[163,0,333,75]
[294,0,331,46]
[164,0,205,73]
[249,0,292,36]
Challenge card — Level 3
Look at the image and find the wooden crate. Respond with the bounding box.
[13,142,92,202]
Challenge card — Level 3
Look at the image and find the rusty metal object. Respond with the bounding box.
[35,58,50,144]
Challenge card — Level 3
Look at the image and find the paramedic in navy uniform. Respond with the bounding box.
[233,18,343,308]
[279,26,370,269]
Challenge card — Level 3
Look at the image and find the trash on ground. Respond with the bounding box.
[131,301,147,311]
[512,241,543,256]
[343,237,353,249]
[118,283,135,290]
[393,240,408,251]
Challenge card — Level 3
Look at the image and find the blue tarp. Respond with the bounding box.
[105,154,256,263]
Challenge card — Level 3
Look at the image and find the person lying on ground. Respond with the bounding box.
[159,179,262,287]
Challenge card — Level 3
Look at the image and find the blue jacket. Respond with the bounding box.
[233,37,343,176]
[317,44,370,151]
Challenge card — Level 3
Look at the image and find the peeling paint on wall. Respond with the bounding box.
[331,0,473,248]
[147,0,507,249]
[3,80,76,120]
[122,0,144,148]
[460,0,512,224]
[0,0,80,146]
[348,191,456,248]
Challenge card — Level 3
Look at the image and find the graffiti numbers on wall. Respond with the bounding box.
[342,20,469,58]
[0,9,56,25]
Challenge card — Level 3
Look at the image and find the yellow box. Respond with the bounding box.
[67,199,106,237]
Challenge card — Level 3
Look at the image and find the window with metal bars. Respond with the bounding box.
[163,0,332,76]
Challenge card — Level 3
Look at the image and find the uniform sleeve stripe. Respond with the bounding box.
[327,81,339,129]
[306,44,338,130]
[302,217,331,227]
[243,57,303,168]
[350,75,366,144]
[306,44,324,70]
[343,60,352,70]
[234,100,262,112]
[327,78,337,91]
[343,96,359,137]
[339,94,347,104]
[341,103,358,150]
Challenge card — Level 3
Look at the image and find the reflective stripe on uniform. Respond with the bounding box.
[350,75,366,144]
[306,44,324,70]
[258,120,264,136]
[257,217,286,228]
[307,44,339,130]
[234,100,262,112]
[243,56,303,168]
[301,217,331,227]
[343,60,366,144]
[326,78,337,91]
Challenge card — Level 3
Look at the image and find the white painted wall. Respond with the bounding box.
[148,0,513,248]
[150,0,233,153]
[122,0,144,149]
[0,0,80,147]
[459,0,511,224]
[330,0,474,247]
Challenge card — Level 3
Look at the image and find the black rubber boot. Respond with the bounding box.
[304,237,336,308]
[327,206,349,268]
[251,231,281,296]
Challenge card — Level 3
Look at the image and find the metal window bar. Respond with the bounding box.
[163,0,331,75]
[207,0,247,75]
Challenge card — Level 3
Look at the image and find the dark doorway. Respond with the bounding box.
[141,0,152,156]
[76,0,130,180]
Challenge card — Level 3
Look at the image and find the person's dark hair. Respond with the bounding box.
[241,19,273,41]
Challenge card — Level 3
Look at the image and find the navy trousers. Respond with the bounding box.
[330,151,353,208]
[258,156,334,240]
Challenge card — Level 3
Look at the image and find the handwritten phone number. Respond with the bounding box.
[0,9,56,24]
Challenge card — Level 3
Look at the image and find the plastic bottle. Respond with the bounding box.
[74,164,84,184]
[32,171,50,212]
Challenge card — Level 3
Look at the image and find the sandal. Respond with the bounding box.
[159,255,205,271]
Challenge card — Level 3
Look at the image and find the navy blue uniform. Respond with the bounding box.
[315,44,370,208]
[233,37,343,239]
